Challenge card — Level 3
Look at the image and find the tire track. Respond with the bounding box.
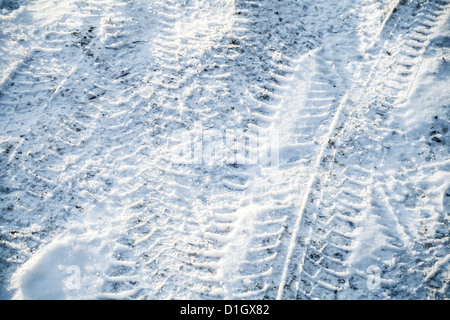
[0,0,110,298]
[4,0,333,299]
[3,0,448,300]
[80,0,242,299]
[197,0,365,300]
[277,0,449,300]
[97,0,355,300]
[1,0,152,299]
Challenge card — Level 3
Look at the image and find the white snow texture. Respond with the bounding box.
[0,0,449,300]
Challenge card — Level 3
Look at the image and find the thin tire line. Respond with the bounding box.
[277,92,348,300]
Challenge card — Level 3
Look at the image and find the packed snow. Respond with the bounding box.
[0,0,449,300]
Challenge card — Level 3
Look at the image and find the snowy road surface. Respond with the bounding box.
[0,0,449,300]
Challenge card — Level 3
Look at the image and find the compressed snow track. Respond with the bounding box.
[278,0,450,300]
[0,0,449,300]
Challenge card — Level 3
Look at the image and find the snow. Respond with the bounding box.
[11,229,111,300]
[1,0,449,300]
